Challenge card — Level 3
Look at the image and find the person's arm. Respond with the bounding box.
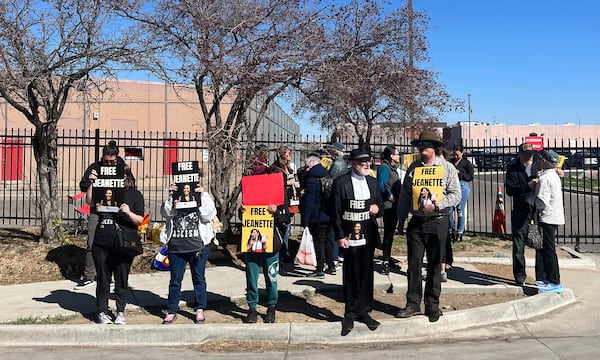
[160,184,177,218]
[301,177,319,226]
[534,177,550,210]
[463,160,475,182]
[438,163,461,209]
[377,165,391,200]
[397,166,413,225]
[79,163,97,192]
[198,191,217,223]
[84,168,98,205]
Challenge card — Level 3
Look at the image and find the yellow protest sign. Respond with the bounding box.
[241,205,275,253]
[411,166,445,211]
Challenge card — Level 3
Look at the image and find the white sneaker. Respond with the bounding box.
[114,312,126,325]
[97,312,113,324]
[441,271,448,282]
[74,279,95,290]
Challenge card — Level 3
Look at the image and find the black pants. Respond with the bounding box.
[382,207,398,263]
[536,222,561,284]
[92,244,133,314]
[309,223,334,272]
[441,232,453,266]
[511,210,530,284]
[405,216,448,313]
[342,244,375,318]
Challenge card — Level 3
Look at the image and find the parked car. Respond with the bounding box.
[564,149,600,169]
[471,150,513,171]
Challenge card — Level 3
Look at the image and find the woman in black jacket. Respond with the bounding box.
[86,164,144,325]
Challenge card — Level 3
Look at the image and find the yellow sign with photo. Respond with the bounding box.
[241,205,275,253]
[411,166,444,211]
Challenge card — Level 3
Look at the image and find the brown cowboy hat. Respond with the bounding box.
[410,131,445,147]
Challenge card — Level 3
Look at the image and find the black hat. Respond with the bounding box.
[348,148,371,161]
[410,131,444,147]
[518,143,534,155]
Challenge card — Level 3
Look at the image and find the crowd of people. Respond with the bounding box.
[76,135,565,335]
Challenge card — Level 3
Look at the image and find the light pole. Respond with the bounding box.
[467,93,472,147]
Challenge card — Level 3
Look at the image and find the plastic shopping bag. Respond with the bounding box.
[152,245,170,271]
[295,227,317,266]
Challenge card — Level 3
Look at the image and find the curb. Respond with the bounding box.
[454,246,597,270]
[0,289,576,346]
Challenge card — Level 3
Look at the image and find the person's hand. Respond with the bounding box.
[89,169,98,182]
[556,169,565,177]
[167,183,178,194]
[240,206,246,213]
[338,237,349,249]
[194,185,204,193]
[369,204,379,215]
[528,178,538,190]
[119,203,131,215]
[422,203,435,213]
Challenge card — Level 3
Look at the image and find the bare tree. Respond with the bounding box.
[294,1,461,148]
[122,0,327,229]
[0,0,141,243]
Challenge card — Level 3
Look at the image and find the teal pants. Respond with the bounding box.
[245,251,279,309]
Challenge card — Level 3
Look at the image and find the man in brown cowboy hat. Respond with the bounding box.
[396,131,461,322]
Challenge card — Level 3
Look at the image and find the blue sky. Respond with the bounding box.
[299,0,600,135]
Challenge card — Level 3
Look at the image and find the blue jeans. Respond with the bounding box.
[449,181,471,234]
[167,246,209,314]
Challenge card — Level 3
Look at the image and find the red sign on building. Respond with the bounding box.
[525,136,544,151]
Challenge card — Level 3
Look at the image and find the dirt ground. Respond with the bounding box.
[0,226,574,327]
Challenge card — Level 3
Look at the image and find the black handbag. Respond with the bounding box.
[525,216,543,250]
[115,223,144,256]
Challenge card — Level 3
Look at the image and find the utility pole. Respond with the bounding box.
[408,0,415,142]
[467,93,471,147]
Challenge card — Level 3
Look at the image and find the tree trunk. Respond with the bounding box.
[32,123,61,244]
[208,135,242,232]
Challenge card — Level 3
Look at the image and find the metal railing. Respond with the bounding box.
[0,129,598,245]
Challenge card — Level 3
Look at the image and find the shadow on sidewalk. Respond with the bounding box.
[32,290,96,322]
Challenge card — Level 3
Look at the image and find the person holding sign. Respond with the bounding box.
[240,168,290,324]
[330,148,384,336]
[396,131,460,323]
[75,140,124,290]
[160,178,217,324]
[85,164,145,325]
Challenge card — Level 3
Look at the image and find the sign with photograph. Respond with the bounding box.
[171,161,200,209]
[93,164,124,213]
[241,205,274,253]
[411,166,444,211]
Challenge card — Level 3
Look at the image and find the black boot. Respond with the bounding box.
[243,308,257,323]
[449,232,457,243]
[265,306,276,323]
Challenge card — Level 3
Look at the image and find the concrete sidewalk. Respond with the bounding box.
[0,248,595,346]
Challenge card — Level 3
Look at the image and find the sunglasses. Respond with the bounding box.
[415,141,434,148]
[102,159,117,165]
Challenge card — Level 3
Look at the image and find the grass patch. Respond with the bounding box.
[7,314,79,325]
[563,176,600,193]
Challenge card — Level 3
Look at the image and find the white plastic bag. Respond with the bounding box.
[295,227,317,266]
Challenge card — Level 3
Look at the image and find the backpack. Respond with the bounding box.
[319,175,334,214]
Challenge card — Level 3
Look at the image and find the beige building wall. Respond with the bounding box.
[447,122,600,150]
[0,79,299,186]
